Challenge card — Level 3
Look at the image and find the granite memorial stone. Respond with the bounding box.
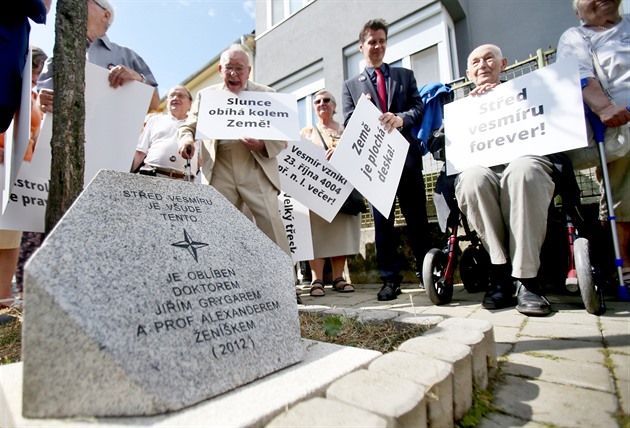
[22,170,301,418]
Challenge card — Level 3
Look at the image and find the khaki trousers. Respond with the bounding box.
[597,153,630,222]
[210,143,290,255]
[455,155,555,279]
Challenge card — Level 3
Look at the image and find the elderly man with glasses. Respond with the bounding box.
[131,85,198,181]
[178,44,291,256]
[37,0,160,113]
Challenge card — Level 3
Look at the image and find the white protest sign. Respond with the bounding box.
[444,58,588,175]
[278,192,314,262]
[0,63,154,232]
[278,140,353,223]
[2,48,33,213]
[0,116,52,232]
[329,95,409,218]
[196,90,300,141]
[83,62,154,181]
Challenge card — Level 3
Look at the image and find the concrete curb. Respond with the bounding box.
[267,310,497,427]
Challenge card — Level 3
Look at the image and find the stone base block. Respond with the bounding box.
[267,397,388,427]
[326,369,427,428]
[399,336,472,420]
[0,340,380,428]
[439,317,498,371]
[369,351,453,428]
[424,326,488,389]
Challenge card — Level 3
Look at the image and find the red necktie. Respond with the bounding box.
[375,68,387,112]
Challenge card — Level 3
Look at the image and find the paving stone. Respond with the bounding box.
[398,336,472,420]
[617,378,630,415]
[493,375,618,427]
[525,310,601,326]
[520,320,602,342]
[478,412,547,427]
[599,318,630,355]
[469,307,526,328]
[492,325,520,347]
[504,353,614,392]
[611,352,630,382]
[266,397,388,427]
[511,336,606,365]
[369,351,453,428]
[496,343,512,358]
[326,369,427,427]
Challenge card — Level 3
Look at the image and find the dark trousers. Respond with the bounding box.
[0,20,30,133]
[372,165,429,282]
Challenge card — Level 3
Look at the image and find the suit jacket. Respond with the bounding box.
[342,65,425,169]
[178,80,286,191]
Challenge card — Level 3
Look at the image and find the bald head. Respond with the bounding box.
[466,44,507,87]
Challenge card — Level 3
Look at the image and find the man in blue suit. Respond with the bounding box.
[342,18,428,301]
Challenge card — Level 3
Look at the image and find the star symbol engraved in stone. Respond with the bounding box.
[171,229,208,262]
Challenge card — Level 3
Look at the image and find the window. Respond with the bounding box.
[271,0,284,26]
[269,0,312,27]
[343,2,458,83]
[411,45,440,88]
[343,3,458,174]
[272,62,324,131]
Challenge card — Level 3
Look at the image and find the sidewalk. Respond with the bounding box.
[297,282,630,427]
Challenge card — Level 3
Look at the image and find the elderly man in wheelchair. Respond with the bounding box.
[430,44,580,316]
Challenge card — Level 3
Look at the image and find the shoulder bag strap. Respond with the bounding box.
[313,125,330,150]
[578,28,613,100]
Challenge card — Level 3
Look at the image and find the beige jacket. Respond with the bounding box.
[178,80,286,190]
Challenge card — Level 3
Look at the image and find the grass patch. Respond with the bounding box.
[523,351,565,361]
[299,312,428,353]
[456,386,494,428]
[615,412,630,428]
[0,309,22,365]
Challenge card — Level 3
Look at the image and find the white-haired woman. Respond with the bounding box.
[557,0,630,284]
[299,90,361,296]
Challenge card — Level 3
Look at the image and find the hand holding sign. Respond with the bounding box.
[195,90,300,141]
[278,140,353,223]
[329,94,409,218]
[444,59,588,175]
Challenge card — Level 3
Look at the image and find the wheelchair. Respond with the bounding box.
[420,129,606,315]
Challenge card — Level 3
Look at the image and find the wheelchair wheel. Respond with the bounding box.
[574,238,604,315]
[460,244,490,293]
[423,248,453,305]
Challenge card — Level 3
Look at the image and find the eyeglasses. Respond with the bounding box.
[314,97,331,105]
[224,66,247,75]
[168,92,191,100]
[91,0,107,11]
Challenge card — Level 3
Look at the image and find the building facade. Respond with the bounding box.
[254,0,577,133]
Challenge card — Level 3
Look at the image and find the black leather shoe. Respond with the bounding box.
[377,281,401,301]
[515,279,551,316]
[482,283,516,309]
